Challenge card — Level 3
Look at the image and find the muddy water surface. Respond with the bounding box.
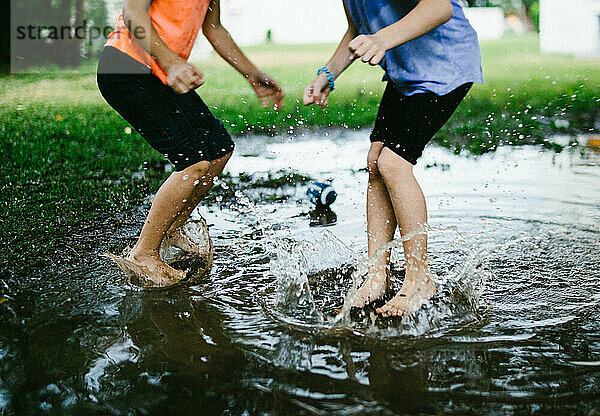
[1,131,600,415]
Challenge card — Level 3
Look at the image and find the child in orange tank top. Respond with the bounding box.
[98,0,284,287]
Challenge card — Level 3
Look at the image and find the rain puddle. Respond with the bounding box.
[1,130,600,414]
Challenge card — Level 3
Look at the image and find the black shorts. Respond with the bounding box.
[370,82,472,165]
[97,46,234,172]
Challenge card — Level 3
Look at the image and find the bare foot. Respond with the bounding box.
[376,272,436,317]
[105,252,187,289]
[351,266,389,308]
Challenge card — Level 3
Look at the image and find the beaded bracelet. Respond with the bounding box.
[317,66,335,91]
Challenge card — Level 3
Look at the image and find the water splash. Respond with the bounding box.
[255,217,494,338]
[269,231,356,326]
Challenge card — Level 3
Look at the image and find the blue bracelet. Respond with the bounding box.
[317,66,335,91]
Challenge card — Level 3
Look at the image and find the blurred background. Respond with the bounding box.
[5,0,600,69]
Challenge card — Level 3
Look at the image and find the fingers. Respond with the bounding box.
[370,51,385,66]
[354,43,370,58]
[316,89,330,109]
[350,35,369,60]
[256,76,284,111]
[361,48,376,63]
[304,79,322,106]
[271,95,283,111]
[170,83,185,94]
[348,34,366,52]
[271,89,285,111]
[170,65,204,94]
[312,88,324,105]
[303,76,332,108]
[268,80,285,111]
[349,34,385,66]
[178,70,196,92]
[191,67,204,88]
[303,87,315,106]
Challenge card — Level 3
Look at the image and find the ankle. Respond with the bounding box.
[367,264,389,279]
[404,267,432,282]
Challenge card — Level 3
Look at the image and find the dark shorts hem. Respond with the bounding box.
[370,82,472,165]
[97,46,234,172]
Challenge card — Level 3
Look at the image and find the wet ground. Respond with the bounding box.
[1,131,600,415]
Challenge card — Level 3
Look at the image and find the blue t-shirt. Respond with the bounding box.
[344,0,483,96]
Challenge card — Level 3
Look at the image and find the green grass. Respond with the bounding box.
[1,35,599,272]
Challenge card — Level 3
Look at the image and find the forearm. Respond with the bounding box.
[122,1,181,70]
[375,0,453,50]
[325,28,359,79]
[204,25,259,78]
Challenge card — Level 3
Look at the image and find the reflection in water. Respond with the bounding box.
[309,206,338,227]
[1,132,600,414]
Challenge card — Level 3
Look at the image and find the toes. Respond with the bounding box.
[352,297,370,309]
[375,305,404,317]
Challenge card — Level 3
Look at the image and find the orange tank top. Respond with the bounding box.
[105,0,210,85]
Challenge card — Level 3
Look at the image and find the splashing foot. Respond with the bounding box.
[105,252,187,289]
[351,267,389,308]
[376,271,436,317]
[161,219,214,270]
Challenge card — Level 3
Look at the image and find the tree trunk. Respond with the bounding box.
[73,0,85,64]
[1,0,10,73]
[55,0,73,66]
[521,4,537,32]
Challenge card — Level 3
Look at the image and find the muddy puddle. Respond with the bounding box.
[1,131,600,415]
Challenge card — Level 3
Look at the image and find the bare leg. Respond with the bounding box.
[375,148,436,317]
[124,153,231,286]
[167,152,232,233]
[352,142,397,307]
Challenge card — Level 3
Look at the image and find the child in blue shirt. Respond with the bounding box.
[304,0,482,317]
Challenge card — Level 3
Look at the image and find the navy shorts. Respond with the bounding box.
[97,46,235,172]
[370,82,472,165]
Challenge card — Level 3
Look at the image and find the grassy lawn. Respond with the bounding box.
[1,34,599,272]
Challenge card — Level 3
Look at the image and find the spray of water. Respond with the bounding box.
[229,189,496,337]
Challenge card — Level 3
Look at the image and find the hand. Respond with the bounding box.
[348,34,388,66]
[165,59,204,94]
[248,71,285,111]
[303,74,331,109]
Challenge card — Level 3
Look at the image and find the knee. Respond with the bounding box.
[182,160,211,181]
[367,150,381,178]
[209,151,233,176]
[377,148,410,179]
[221,151,233,163]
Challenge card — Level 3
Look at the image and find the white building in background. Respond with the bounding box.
[462,7,505,40]
[540,0,600,56]
[220,0,348,46]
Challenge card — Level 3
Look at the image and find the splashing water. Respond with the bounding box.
[3,133,600,414]
[259,220,493,338]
